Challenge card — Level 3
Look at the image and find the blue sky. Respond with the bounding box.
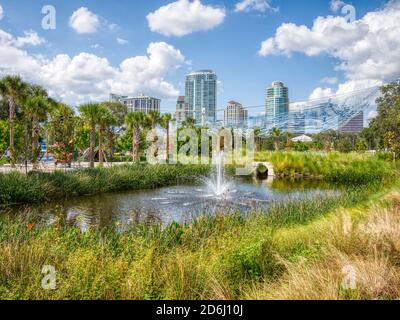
[0,0,398,117]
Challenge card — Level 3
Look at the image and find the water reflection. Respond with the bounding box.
[2,178,337,231]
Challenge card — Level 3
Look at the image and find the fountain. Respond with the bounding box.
[205,151,233,198]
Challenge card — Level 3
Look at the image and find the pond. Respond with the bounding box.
[1,177,338,232]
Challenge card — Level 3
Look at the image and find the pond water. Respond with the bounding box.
[2,178,338,232]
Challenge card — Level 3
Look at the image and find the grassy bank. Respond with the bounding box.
[256,151,395,184]
[1,180,398,300]
[0,164,210,206]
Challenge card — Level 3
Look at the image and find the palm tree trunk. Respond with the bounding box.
[133,127,140,162]
[99,127,104,167]
[32,117,38,170]
[166,123,170,163]
[8,98,16,168]
[109,129,115,161]
[89,123,96,168]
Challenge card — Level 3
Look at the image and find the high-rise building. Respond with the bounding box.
[288,111,306,135]
[175,96,190,124]
[265,81,289,130]
[224,101,248,128]
[185,70,217,125]
[110,93,160,114]
[339,111,364,134]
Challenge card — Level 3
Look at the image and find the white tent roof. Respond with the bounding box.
[292,135,313,142]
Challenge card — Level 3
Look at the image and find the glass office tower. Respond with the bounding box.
[265,81,289,130]
[185,70,217,125]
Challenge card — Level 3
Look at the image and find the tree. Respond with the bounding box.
[0,76,28,167]
[254,128,262,152]
[98,107,117,167]
[384,131,400,161]
[48,103,76,165]
[160,113,172,162]
[182,117,196,129]
[22,92,51,170]
[368,81,400,157]
[355,138,368,153]
[147,111,161,129]
[101,101,127,160]
[269,127,282,151]
[79,103,103,168]
[125,112,146,162]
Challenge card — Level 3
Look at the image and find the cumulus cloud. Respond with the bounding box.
[116,37,129,45]
[234,0,278,13]
[0,29,186,105]
[0,29,45,48]
[259,1,400,97]
[309,87,334,100]
[0,5,4,20]
[69,7,100,34]
[147,0,226,37]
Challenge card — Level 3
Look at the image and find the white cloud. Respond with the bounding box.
[0,29,186,105]
[69,7,100,34]
[0,29,45,48]
[330,0,346,12]
[234,0,278,13]
[309,87,334,100]
[321,76,338,85]
[0,5,4,20]
[15,30,46,47]
[117,37,129,45]
[147,0,226,37]
[259,1,400,97]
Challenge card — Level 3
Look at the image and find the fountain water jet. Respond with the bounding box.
[205,151,233,198]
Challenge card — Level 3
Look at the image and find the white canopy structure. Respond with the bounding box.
[292,135,313,143]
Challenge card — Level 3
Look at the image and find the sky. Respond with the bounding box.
[0,0,399,117]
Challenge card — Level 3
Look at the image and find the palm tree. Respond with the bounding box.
[269,127,282,151]
[125,112,146,162]
[147,111,161,129]
[182,117,196,129]
[101,101,127,160]
[79,103,103,168]
[160,113,172,162]
[23,93,51,170]
[0,76,28,167]
[254,128,262,152]
[97,107,116,167]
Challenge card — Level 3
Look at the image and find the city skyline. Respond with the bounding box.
[0,0,399,116]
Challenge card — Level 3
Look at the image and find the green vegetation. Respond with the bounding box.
[0,164,209,206]
[0,180,398,300]
[255,151,395,185]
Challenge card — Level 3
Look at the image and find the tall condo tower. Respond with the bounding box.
[265,81,289,130]
[185,70,217,125]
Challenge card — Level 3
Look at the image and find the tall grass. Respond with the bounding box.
[0,182,395,300]
[256,151,394,185]
[0,164,210,206]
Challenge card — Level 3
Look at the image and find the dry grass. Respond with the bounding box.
[246,192,400,300]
